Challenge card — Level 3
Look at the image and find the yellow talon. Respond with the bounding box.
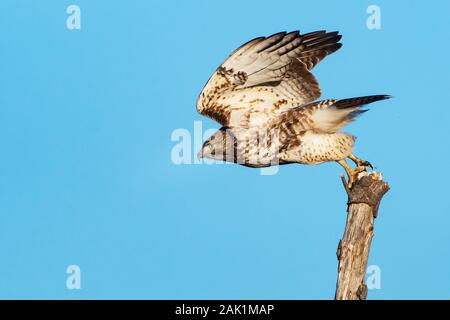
[337,159,368,189]
[349,154,374,170]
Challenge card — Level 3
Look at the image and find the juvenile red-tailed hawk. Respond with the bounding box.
[196,30,390,187]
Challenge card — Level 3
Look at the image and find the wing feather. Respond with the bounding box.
[275,95,392,137]
[197,30,342,128]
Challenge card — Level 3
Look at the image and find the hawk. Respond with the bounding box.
[196,30,390,187]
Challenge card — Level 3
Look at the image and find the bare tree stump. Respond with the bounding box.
[335,171,389,300]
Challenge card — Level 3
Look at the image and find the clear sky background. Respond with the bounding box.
[0,0,449,299]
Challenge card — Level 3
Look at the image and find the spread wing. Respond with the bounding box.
[197,30,342,128]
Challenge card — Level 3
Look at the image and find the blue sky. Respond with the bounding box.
[0,0,449,299]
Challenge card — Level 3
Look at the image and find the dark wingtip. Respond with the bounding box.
[361,94,393,103]
[368,94,392,99]
[373,94,393,100]
[334,94,393,110]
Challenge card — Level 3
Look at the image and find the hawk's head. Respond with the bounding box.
[197,127,236,162]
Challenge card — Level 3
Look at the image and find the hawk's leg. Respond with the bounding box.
[337,159,367,189]
[337,159,356,189]
[349,154,374,170]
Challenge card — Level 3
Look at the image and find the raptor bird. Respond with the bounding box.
[196,30,390,187]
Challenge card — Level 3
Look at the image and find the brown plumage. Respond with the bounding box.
[196,30,391,186]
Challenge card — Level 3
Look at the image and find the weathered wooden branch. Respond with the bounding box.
[335,171,390,300]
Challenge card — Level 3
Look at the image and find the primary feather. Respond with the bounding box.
[197,30,342,128]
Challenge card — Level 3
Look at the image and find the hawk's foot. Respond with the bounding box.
[337,159,365,189]
[349,154,374,171]
[347,167,365,189]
